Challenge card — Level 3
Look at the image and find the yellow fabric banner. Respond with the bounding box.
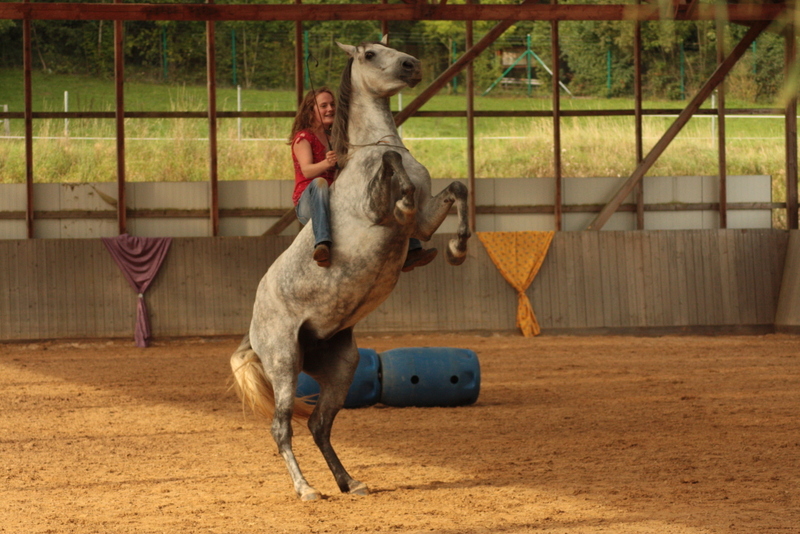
[477,231,555,337]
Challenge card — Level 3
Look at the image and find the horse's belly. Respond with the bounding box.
[301,271,399,335]
[255,205,409,341]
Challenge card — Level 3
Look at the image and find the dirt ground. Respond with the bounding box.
[1,333,798,534]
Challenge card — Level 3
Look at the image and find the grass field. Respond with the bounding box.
[0,68,792,218]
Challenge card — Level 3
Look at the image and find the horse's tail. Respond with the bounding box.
[229,333,314,424]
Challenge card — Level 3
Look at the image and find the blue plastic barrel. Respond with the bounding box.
[295,348,382,408]
[379,347,480,407]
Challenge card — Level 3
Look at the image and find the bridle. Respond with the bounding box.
[344,134,408,152]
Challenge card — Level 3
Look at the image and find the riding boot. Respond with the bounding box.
[402,247,438,272]
[313,242,331,268]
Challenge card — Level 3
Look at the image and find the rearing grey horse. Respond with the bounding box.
[230,37,471,501]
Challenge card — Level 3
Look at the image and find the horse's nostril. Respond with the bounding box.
[403,60,415,70]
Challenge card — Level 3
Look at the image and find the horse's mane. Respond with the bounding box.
[331,56,353,168]
[332,41,389,170]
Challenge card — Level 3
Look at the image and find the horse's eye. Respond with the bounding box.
[365,51,375,60]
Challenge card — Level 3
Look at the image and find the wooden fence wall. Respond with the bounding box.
[0,229,790,342]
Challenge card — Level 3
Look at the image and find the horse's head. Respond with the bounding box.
[336,37,422,97]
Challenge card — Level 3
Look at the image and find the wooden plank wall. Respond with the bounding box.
[775,231,800,332]
[0,230,788,342]
[532,230,787,333]
[0,239,136,339]
[145,236,294,337]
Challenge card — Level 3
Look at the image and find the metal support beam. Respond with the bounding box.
[586,20,771,231]
[207,6,219,237]
[466,7,476,233]
[717,19,728,229]
[552,16,562,231]
[0,3,785,22]
[633,2,644,229]
[786,25,798,230]
[23,4,33,238]
[114,0,126,235]
[294,0,303,108]
[263,209,297,236]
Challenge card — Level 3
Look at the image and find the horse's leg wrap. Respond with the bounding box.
[304,329,369,496]
[417,181,471,266]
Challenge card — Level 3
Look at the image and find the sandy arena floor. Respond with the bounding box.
[1,333,798,534]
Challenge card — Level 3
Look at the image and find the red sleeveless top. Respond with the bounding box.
[291,129,336,205]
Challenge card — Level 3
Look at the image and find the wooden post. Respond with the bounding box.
[717,19,728,229]
[23,3,33,238]
[207,2,219,237]
[114,0,126,235]
[633,3,644,230]
[786,25,798,230]
[552,16,562,231]
[466,10,476,232]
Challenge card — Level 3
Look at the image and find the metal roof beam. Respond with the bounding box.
[0,2,787,22]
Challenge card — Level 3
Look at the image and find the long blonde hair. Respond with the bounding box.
[288,87,334,144]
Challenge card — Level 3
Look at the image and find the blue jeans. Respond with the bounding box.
[295,178,332,247]
[296,178,422,252]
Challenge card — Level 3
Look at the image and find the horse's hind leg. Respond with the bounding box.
[416,181,471,266]
[258,340,321,501]
[303,328,368,496]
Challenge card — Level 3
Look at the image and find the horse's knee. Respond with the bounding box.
[394,202,416,225]
[310,178,330,199]
[450,181,468,200]
[382,151,415,196]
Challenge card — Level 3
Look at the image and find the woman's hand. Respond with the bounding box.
[294,139,337,178]
[325,150,338,169]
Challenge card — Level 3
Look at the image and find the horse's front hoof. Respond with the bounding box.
[348,482,369,496]
[300,488,322,501]
[446,243,467,266]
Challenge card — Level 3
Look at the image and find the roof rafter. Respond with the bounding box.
[0,2,787,22]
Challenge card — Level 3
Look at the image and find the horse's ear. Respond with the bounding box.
[336,42,357,57]
[380,34,388,45]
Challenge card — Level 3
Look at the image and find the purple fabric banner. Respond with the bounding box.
[102,234,172,347]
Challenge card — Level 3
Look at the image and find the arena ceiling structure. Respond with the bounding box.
[0,0,797,237]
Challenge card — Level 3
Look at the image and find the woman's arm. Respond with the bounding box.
[293,139,337,179]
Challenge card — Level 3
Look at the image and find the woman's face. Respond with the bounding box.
[312,92,336,129]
